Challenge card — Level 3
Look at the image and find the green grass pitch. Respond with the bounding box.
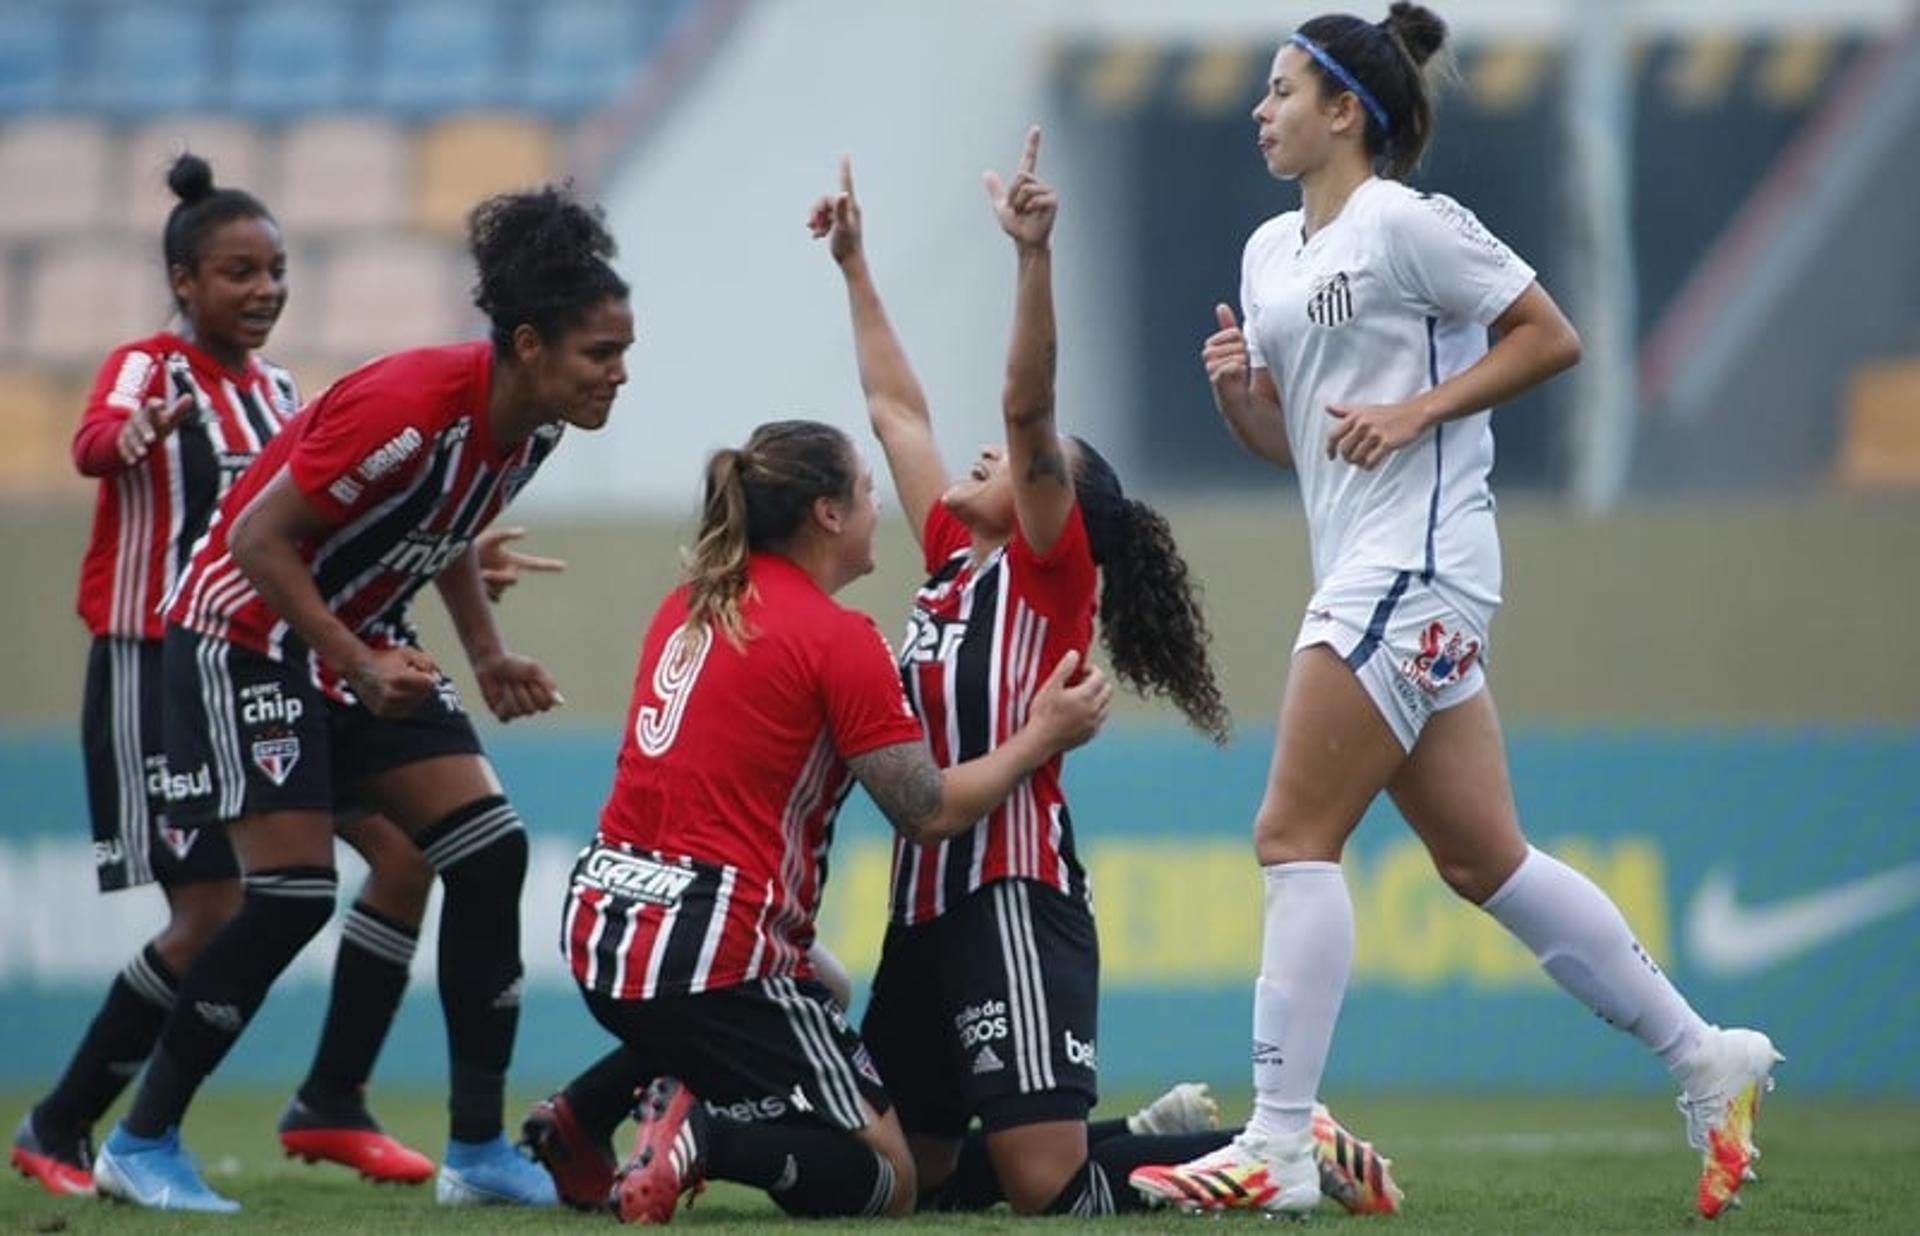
[4,1089,1915,1233]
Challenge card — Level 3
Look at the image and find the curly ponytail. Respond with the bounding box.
[683,420,856,647]
[468,184,629,356]
[1072,438,1229,743]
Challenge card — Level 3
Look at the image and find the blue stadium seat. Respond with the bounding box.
[0,1,67,113]
[374,0,506,116]
[230,1,356,118]
[523,0,687,117]
[87,2,216,116]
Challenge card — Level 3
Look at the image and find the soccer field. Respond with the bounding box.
[5,1089,1915,1233]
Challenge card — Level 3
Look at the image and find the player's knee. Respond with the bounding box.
[157,879,244,960]
[1432,850,1510,904]
[240,867,339,953]
[878,1142,918,1216]
[1252,811,1345,866]
[359,837,434,924]
[422,795,527,898]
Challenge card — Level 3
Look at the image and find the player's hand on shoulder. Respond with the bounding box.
[349,646,440,719]
[1030,649,1111,754]
[984,125,1056,250]
[808,156,863,266]
[474,650,563,722]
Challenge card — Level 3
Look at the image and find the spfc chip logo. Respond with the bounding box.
[251,736,302,787]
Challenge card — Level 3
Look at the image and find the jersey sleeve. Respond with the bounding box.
[1240,231,1272,373]
[821,614,926,760]
[1006,499,1097,619]
[921,500,972,574]
[1381,192,1536,326]
[72,343,164,477]
[285,369,432,525]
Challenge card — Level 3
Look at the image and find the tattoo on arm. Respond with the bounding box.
[847,741,945,843]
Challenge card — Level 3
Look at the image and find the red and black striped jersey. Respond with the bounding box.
[73,333,299,640]
[165,341,560,700]
[569,553,924,1000]
[889,501,1097,925]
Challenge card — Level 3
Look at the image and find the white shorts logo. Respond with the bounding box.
[251,737,301,786]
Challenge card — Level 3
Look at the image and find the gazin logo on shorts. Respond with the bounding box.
[251,737,301,787]
[579,848,697,906]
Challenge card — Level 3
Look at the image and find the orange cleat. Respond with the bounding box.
[278,1097,432,1184]
[10,1113,94,1197]
[1312,1102,1404,1215]
[614,1078,707,1225]
[521,1092,618,1211]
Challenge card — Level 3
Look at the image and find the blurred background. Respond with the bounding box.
[1,0,1916,1101]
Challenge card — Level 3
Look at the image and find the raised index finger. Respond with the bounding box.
[1017,124,1041,176]
[838,155,854,197]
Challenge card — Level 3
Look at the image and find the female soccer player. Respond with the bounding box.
[808,134,1396,1219]
[564,419,1111,1223]
[1128,5,1777,1219]
[88,185,633,1213]
[9,154,439,1197]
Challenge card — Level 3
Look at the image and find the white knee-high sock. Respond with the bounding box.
[1248,861,1353,1142]
[1482,846,1709,1075]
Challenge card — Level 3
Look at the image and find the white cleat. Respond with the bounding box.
[1128,1128,1319,1215]
[1676,1025,1782,1219]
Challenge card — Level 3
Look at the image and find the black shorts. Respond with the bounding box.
[161,625,483,828]
[861,878,1099,1137]
[81,636,239,892]
[583,979,891,1134]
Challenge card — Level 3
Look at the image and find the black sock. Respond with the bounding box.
[1091,1129,1237,1212]
[37,944,177,1134]
[563,1047,644,1141]
[420,797,526,1144]
[1043,1158,1117,1216]
[124,868,337,1137]
[921,1130,1000,1212]
[1089,1116,1130,1144]
[297,900,418,1119]
[705,1114,896,1218]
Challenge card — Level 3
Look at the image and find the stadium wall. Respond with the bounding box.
[1,722,1914,1095]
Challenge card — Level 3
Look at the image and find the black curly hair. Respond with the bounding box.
[1296,2,1450,179]
[467,185,630,357]
[1071,437,1230,743]
[161,152,274,312]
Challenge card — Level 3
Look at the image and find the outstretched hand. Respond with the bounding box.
[807,156,863,265]
[983,125,1057,249]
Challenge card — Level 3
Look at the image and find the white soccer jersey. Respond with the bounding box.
[1240,177,1535,620]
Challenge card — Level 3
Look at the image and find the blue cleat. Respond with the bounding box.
[92,1124,239,1213]
[436,1133,558,1207]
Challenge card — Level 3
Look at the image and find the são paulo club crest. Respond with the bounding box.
[251,736,302,787]
[1405,621,1482,695]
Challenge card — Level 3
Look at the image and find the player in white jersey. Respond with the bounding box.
[1128,5,1778,1222]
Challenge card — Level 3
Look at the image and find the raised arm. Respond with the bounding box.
[811,158,948,547]
[848,650,1111,845]
[985,126,1075,555]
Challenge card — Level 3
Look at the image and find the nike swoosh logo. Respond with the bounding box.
[1685,861,1920,978]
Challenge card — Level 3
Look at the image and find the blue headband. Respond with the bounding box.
[1288,33,1392,137]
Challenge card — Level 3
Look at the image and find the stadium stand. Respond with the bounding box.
[373,0,510,116]
[1836,358,1920,490]
[87,1,218,117]
[230,1,360,118]
[275,115,413,235]
[414,114,558,237]
[0,117,113,240]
